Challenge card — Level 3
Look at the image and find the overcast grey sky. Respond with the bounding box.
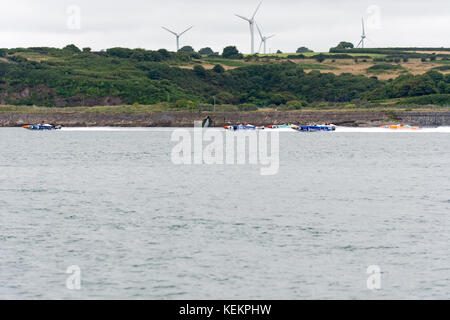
[1,0,449,53]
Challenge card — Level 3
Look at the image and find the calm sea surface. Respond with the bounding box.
[0,127,449,299]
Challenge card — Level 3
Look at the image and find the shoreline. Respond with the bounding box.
[1,110,449,127]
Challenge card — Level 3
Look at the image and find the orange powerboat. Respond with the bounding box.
[381,124,419,130]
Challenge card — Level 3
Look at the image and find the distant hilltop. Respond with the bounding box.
[0,45,449,109]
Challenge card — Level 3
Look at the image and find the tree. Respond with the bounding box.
[174,99,196,111]
[199,47,214,55]
[212,64,225,73]
[314,54,327,63]
[157,49,171,59]
[335,42,354,49]
[286,100,304,110]
[63,44,81,53]
[222,46,243,59]
[193,65,206,77]
[106,47,134,58]
[82,47,91,53]
[179,46,195,53]
[296,46,313,53]
[276,50,283,54]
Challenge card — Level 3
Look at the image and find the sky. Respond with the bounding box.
[1,0,449,53]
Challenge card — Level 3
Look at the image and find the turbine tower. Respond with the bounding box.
[256,23,275,54]
[235,1,263,54]
[162,26,194,52]
[356,18,366,48]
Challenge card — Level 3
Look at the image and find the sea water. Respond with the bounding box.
[0,128,449,299]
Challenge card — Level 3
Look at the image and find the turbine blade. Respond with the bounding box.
[179,26,193,36]
[362,18,365,36]
[256,23,263,40]
[267,34,275,39]
[252,1,263,20]
[356,39,363,48]
[162,26,177,36]
[235,14,251,22]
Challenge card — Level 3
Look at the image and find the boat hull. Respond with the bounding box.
[23,124,61,131]
[296,125,336,132]
[224,125,264,131]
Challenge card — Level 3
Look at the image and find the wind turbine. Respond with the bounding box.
[256,23,275,54]
[235,1,263,54]
[161,26,194,52]
[356,18,367,48]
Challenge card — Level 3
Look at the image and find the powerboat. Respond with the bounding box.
[295,124,336,132]
[23,123,62,131]
[381,124,419,130]
[224,124,265,131]
[266,124,299,130]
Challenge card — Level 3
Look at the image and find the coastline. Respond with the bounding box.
[1,110,449,127]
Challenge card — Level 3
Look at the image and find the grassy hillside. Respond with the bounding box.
[0,45,449,110]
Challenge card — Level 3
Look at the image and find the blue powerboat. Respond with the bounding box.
[23,123,62,131]
[295,124,336,132]
[224,124,264,131]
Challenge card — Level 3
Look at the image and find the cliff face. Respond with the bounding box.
[0,111,449,127]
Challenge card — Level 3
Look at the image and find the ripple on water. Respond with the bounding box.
[0,128,449,299]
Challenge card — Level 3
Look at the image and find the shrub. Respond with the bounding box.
[367,63,404,73]
[284,100,304,110]
[173,99,197,110]
[198,47,214,55]
[287,54,306,59]
[157,49,171,59]
[107,47,134,58]
[193,65,207,77]
[212,64,225,73]
[296,47,313,53]
[314,54,326,63]
[334,42,355,50]
[63,44,81,53]
[179,46,195,53]
[222,46,243,59]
